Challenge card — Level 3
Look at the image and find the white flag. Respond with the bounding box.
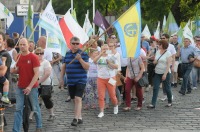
[83,10,93,37]
[162,15,166,31]
[0,2,14,28]
[38,0,65,42]
[142,24,151,39]
[183,24,194,44]
[154,21,160,39]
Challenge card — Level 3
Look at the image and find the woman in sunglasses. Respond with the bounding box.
[30,47,55,121]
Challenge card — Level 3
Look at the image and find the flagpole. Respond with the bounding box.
[71,0,73,12]
[93,0,95,35]
[15,24,28,47]
[28,23,38,40]
[68,25,112,64]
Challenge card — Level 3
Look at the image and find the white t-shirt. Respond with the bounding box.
[112,52,121,71]
[97,55,118,79]
[155,50,172,74]
[116,47,128,67]
[88,58,98,78]
[44,49,53,62]
[39,59,52,85]
[168,43,176,55]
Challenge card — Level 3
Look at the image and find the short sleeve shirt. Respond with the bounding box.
[17,53,40,88]
[63,49,89,85]
[39,59,52,85]
[97,55,118,79]
[127,57,143,79]
[155,50,171,74]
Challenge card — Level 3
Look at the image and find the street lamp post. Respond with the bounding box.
[93,0,95,35]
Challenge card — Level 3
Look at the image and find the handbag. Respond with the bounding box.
[193,59,200,68]
[40,85,53,98]
[129,58,149,87]
[152,50,167,77]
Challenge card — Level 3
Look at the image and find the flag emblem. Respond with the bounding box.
[124,23,138,37]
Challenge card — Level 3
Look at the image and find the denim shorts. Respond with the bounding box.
[68,84,86,99]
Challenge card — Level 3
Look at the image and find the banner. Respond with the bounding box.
[0,2,14,28]
[113,1,141,58]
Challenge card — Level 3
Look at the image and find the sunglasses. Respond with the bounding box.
[35,53,44,55]
[161,38,166,39]
[71,43,80,45]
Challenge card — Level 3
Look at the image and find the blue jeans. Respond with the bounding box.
[13,87,42,132]
[192,66,200,87]
[152,73,172,106]
[180,64,192,93]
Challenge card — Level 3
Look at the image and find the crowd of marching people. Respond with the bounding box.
[0,31,200,131]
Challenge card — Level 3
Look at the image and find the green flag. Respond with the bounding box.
[26,0,34,40]
[177,27,183,46]
[164,11,179,36]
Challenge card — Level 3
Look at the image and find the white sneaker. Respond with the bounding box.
[114,105,118,114]
[160,95,167,101]
[192,87,197,90]
[97,112,104,118]
[1,96,10,104]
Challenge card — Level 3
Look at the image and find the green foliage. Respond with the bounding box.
[52,0,200,33]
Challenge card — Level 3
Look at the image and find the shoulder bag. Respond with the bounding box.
[129,58,149,87]
[40,79,53,98]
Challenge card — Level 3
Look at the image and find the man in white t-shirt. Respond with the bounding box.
[160,34,176,101]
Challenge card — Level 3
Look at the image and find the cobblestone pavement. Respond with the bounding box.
[3,83,200,132]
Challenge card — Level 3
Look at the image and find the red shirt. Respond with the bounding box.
[16,53,40,88]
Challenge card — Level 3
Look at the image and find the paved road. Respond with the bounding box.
[3,83,200,132]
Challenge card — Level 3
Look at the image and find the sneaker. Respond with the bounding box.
[145,87,150,92]
[160,95,167,101]
[98,112,104,118]
[1,96,10,104]
[71,118,78,126]
[171,83,174,87]
[192,87,197,90]
[174,83,177,88]
[114,105,118,114]
[47,115,56,121]
[78,119,83,124]
[35,128,42,132]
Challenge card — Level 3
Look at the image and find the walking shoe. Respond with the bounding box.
[186,91,191,94]
[1,96,10,104]
[192,87,197,90]
[78,119,83,124]
[179,91,185,95]
[145,87,150,92]
[47,115,56,121]
[171,83,174,87]
[147,104,155,109]
[174,83,177,88]
[160,95,167,101]
[71,118,78,126]
[35,128,42,132]
[114,105,118,114]
[97,112,104,118]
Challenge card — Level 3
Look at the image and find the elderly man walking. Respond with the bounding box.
[60,36,89,126]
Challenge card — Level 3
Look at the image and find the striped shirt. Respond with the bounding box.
[63,49,89,86]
